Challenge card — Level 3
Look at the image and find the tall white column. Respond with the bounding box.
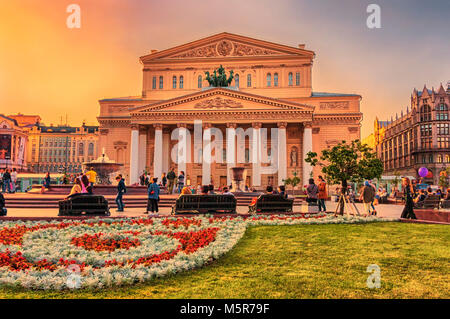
[177,124,189,175]
[202,123,212,185]
[277,122,287,186]
[138,129,147,175]
[162,132,170,174]
[226,123,237,186]
[252,123,262,187]
[129,125,140,185]
[153,124,163,180]
[302,122,313,184]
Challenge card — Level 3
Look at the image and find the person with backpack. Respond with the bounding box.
[146,177,160,214]
[359,181,375,217]
[306,178,319,205]
[115,174,126,212]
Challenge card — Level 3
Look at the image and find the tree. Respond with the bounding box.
[305,140,383,215]
[283,171,301,195]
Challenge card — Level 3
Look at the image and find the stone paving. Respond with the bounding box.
[2,201,405,219]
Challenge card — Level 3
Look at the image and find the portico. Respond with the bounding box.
[126,88,314,188]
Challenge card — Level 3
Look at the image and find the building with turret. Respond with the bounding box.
[370,82,450,185]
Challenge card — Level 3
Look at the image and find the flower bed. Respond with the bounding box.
[0,213,396,290]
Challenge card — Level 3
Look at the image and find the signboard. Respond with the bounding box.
[0,134,11,160]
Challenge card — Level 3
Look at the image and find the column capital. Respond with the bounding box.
[252,122,262,129]
[130,124,139,131]
[177,123,188,128]
[203,122,212,129]
[153,123,163,130]
[226,123,237,129]
[277,122,288,129]
[303,122,312,129]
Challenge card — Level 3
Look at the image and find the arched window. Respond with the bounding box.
[152,76,156,89]
[78,143,84,156]
[235,74,239,88]
[88,143,94,156]
[445,155,450,163]
[247,74,251,87]
[420,105,431,121]
[179,76,184,89]
[296,72,300,86]
[159,76,163,89]
[172,76,177,89]
[198,75,202,88]
[288,72,293,86]
[266,73,271,87]
[274,73,278,87]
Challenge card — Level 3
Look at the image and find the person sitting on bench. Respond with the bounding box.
[277,185,287,198]
[306,178,319,205]
[222,186,233,196]
[0,192,6,216]
[180,186,192,196]
[414,190,426,204]
[67,178,82,199]
[265,185,275,194]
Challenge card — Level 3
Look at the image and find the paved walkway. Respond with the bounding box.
[2,201,406,219]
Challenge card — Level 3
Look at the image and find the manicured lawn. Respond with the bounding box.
[0,222,448,298]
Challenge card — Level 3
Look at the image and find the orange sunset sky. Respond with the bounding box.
[0,0,448,138]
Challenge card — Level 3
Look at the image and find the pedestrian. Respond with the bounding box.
[146,177,160,214]
[44,172,51,189]
[177,171,185,193]
[166,168,176,194]
[2,169,11,193]
[400,177,417,219]
[0,169,4,193]
[162,173,167,188]
[10,168,17,193]
[306,178,319,205]
[317,176,327,212]
[368,181,377,215]
[115,175,126,212]
[359,181,375,217]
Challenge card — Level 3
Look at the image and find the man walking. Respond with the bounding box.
[86,167,97,188]
[177,171,185,194]
[2,169,11,193]
[359,181,375,217]
[166,168,176,194]
[115,174,126,212]
[10,168,17,193]
[317,176,327,212]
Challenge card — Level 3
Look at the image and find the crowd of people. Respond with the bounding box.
[0,168,18,193]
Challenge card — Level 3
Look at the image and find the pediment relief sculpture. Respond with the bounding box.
[194,97,243,109]
[169,40,282,58]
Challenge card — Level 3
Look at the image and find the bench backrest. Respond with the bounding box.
[175,194,236,209]
[255,194,294,209]
[64,194,108,206]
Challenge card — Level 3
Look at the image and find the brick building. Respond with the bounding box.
[374,82,450,185]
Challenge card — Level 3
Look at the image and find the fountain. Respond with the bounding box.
[83,148,123,184]
[230,167,247,193]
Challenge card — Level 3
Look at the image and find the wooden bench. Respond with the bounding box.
[248,194,294,214]
[415,195,441,209]
[171,194,237,215]
[441,199,450,209]
[58,194,110,216]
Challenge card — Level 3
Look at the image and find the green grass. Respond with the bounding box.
[0,222,448,299]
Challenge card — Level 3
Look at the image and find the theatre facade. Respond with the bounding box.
[97,32,362,187]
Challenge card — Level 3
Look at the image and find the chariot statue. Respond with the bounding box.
[205,65,234,87]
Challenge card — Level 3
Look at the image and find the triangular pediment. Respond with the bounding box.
[140,32,314,62]
[130,88,314,114]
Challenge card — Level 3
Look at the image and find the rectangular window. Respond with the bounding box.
[159,76,163,89]
[152,77,156,89]
[295,72,300,86]
[247,74,251,87]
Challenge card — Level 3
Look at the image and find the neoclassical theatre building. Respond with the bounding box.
[97,33,362,187]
